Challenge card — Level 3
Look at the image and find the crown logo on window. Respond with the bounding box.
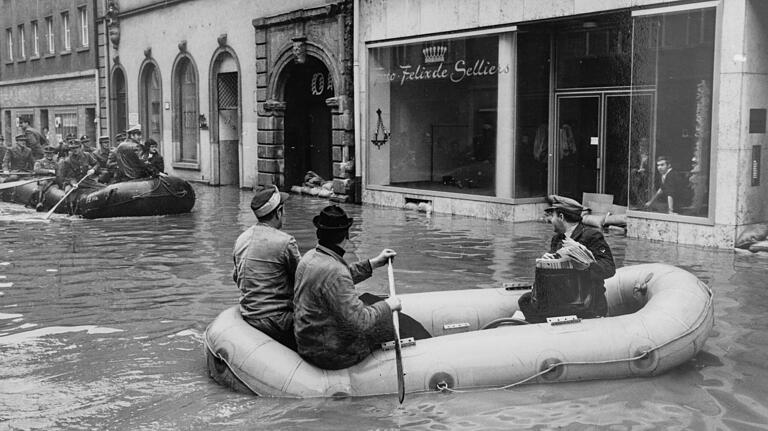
[422,45,447,63]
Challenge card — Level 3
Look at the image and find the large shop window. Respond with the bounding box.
[629,7,715,217]
[368,35,503,196]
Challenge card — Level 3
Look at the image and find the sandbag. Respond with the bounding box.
[748,240,768,253]
[582,213,608,229]
[604,213,627,227]
[735,224,768,249]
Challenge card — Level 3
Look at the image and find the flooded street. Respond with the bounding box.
[1,184,767,430]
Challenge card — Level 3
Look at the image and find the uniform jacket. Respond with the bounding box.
[56,152,99,188]
[293,244,390,370]
[34,157,58,175]
[549,223,616,282]
[23,127,47,159]
[233,224,301,323]
[2,145,34,171]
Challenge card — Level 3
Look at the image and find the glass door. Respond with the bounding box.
[556,95,601,201]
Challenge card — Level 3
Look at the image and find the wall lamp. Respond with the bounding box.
[371,108,390,149]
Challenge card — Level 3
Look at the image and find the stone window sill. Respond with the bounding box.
[172,162,200,171]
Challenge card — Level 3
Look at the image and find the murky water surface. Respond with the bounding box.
[1,185,767,430]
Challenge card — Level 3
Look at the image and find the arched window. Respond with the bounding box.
[173,56,198,163]
[140,62,162,143]
[111,66,128,136]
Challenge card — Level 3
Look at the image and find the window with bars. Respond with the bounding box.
[32,21,39,57]
[56,112,78,138]
[62,12,70,51]
[79,7,88,47]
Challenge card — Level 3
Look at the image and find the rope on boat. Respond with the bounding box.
[436,279,714,394]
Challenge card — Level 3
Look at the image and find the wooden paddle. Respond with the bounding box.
[44,172,92,219]
[387,258,405,404]
[0,176,54,191]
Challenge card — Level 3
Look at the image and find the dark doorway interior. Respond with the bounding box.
[216,71,240,186]
[40,110,49,132]
[284,57,334,187]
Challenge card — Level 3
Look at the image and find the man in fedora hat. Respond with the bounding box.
[232,185,301,349]
[518,195,615,323]
[293,205,430,370]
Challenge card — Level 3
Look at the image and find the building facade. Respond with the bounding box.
[0,0,103,144]
[356,0,768,248]
[102,0,356,198]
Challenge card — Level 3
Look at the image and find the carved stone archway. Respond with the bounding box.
[252,1,355,201]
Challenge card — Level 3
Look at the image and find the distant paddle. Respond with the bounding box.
[44,172,92,219]
[0,176,54,191]
[387,258,406,404]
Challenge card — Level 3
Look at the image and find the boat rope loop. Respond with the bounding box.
[435,283,714,395]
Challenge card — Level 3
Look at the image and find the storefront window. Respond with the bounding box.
[516,30,550,198]
[368,35,503,196]
[629,8,715,217]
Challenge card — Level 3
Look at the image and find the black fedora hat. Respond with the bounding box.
[313,205,353,230]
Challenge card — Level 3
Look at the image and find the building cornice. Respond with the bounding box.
[0,70,97,87]
[117,0,195,19]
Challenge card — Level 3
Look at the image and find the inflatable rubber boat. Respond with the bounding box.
[204,263,714,397]
[0,175,195,218]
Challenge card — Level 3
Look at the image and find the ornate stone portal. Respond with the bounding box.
[252,1,356,202]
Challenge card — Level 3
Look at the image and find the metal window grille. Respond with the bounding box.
[57,112,78,138]
[217,73,238,109]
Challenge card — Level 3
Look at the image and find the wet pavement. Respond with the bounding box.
[1,184,767,430]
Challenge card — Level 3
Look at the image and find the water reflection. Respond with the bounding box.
[1,185,768,429]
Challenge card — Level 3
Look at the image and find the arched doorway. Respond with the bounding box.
[283,56,334,187]
[111,66,128,137]
[211,51,240,186]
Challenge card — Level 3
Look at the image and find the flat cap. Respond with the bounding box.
[545,194,589,215]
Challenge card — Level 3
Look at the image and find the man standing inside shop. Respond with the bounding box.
[644,155,690,215]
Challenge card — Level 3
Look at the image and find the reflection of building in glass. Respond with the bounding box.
[359,1,768,248]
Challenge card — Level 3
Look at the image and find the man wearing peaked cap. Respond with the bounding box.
[2,134,34,175]
[293,205,431,370]
[518,194,616,323]
[30,145,60,210]
[232,185,300,350]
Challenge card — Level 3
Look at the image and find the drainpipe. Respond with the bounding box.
[352,0,362,203]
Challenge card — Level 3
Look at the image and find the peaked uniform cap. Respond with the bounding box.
[126,124,142,134]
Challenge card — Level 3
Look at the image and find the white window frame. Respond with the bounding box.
[46,17,54,54]
[32,21,39,57]
[18,25,25,58]
[62,12,70,51]
[79,7,88,47]
[6,29,12,61]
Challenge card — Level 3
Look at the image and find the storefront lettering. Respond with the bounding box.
[386,58,510,85]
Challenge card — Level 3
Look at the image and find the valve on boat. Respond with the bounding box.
[632,273,654,298]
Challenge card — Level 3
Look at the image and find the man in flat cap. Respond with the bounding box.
[114,125,157,181]
[232,185,301,349]
[2,134,35,179]
[293,205,430,370]
[518,195,616,323]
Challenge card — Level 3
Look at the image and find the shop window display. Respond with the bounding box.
[629,8,715,217]
[368,35,502,196]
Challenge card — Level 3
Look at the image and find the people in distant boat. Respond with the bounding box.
[19,117,46,160]
[518,195,616,323]
[233,185,301,350]
[2,134,35,180]
[56,139,101,194]
[145,139,165,174]
[293,205,430,370]
[31,146,59,210]
[114,125,158,181]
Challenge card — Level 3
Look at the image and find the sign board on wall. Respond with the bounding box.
[129,113,139,126]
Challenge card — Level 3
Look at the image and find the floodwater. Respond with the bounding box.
[1,185,767,430]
